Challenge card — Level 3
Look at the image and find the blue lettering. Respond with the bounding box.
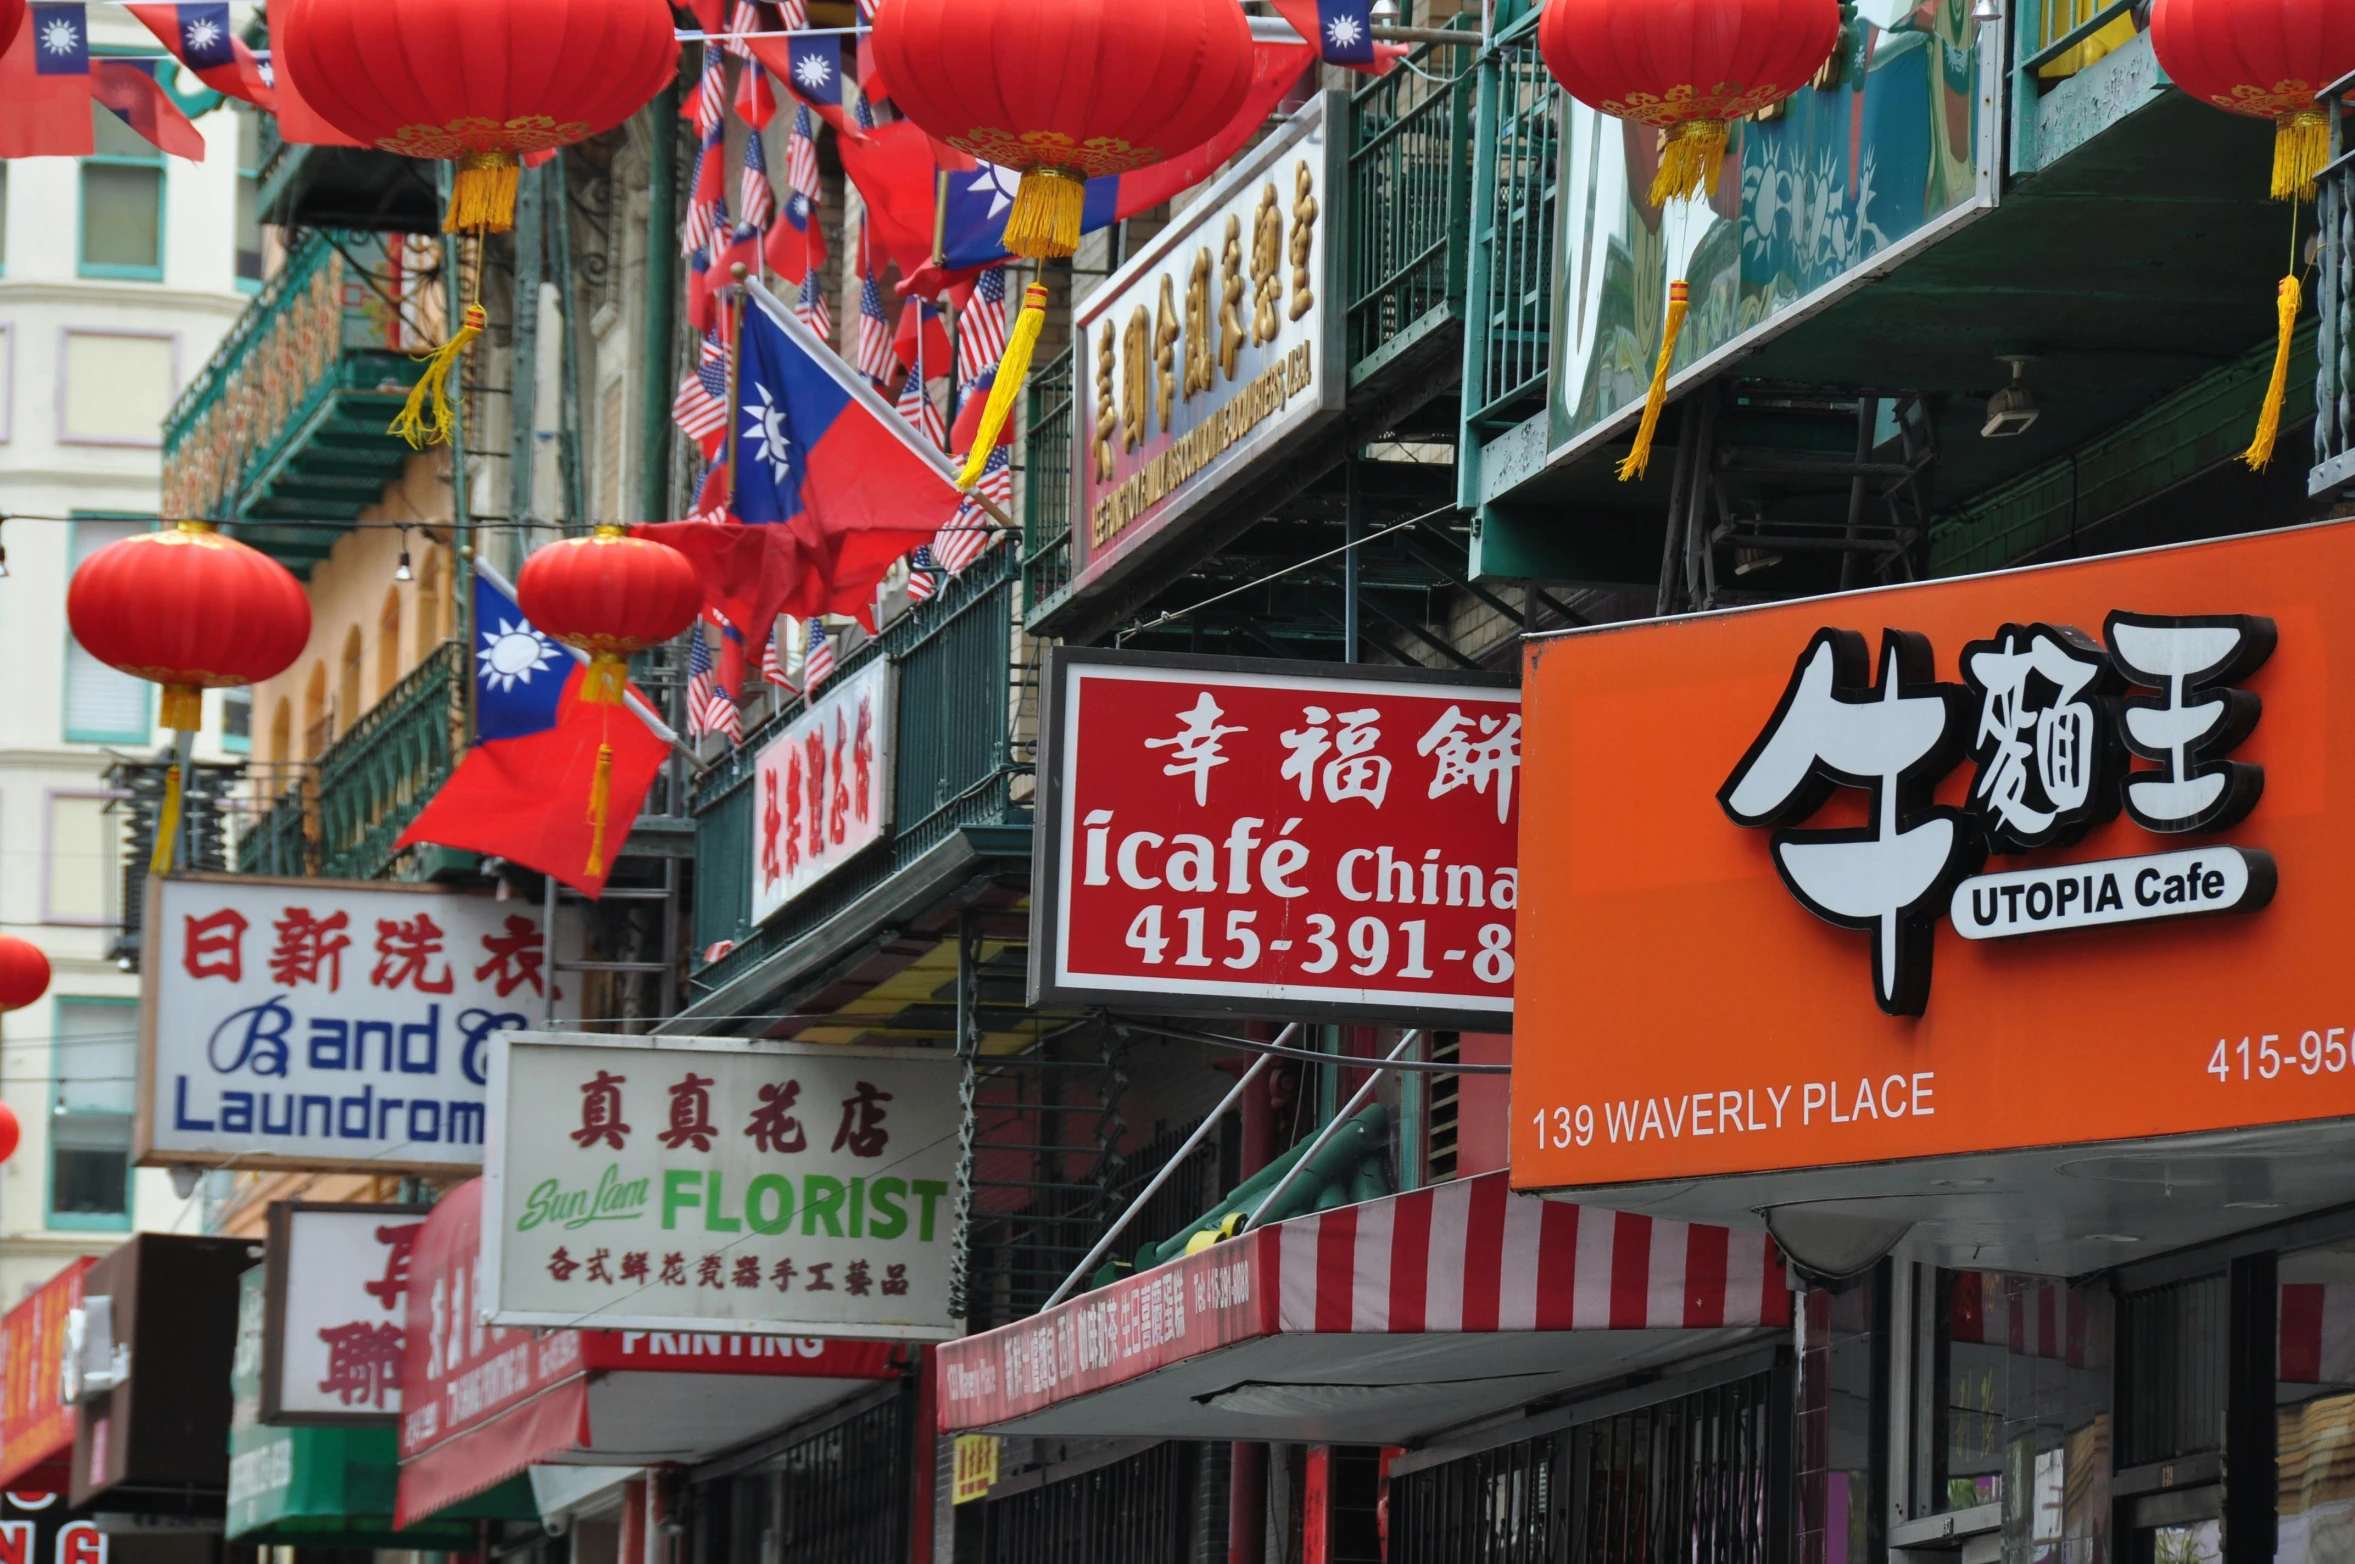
[376,1096,405,1139]
[338,1086,374,1138]
[172,1076,215,1131]
[447,1102,485,1144]
[221,1091,255,1133]
[307,1018,350,1071]
[207,998,292,1076]
[300,1095,332,1136]
[260,1094,294,1135]
[399,1006,441,1074]
[457,1009,525,1086]
[408,1100,442,1142]
[356,1020,394,1072]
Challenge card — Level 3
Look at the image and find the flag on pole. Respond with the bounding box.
[753,29,848,132]
[739,122,777,231]
[905,546,941,604]
[93,60,205,160]
[761,620,797,690]
[672,327,733,460]
[125,3,275,108]
[0,3,94,159]
[934,446,1010,576]
[1269,0,1406,72]
[956,267,1010,387]
[683,53,729,256]
[686,618,743,742]
[894,372,945,450]
[795,268,832,343]
[803,620,835,693]
[855,237,896,385]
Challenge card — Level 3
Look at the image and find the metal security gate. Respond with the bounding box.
[972,1442,1193,1564]
[761,1388,912,1564]
[1389,1370,1786,1564]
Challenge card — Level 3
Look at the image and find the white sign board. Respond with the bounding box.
[262,1202,427,1423]
[138,874,581,1173]
[750,659,895,925]
[482,1032,965,1340]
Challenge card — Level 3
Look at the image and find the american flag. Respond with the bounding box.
[854,0,877,20]
[694,42,728,134]
[759,620,796,690]
[687,623,742,742]
[683,53,729,256]
[895,372,945,449]
[672,327,732,456]
[796,267,833,342]
[804,619,835,693]
[739,122,776,230]
[935,445,1010,575]
[905,546,941,604]
[722,0,758,57]
[957,266,1009,385]
[779,0,808,24]
[855,241,896,385]
[787,104,821,216]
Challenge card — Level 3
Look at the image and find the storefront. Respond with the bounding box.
[1510,519,2355,1563]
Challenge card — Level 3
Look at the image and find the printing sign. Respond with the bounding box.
[749,659,894,925]
[1058,93,1343,622]
[1032,648,1521,1026]
[482,1032,964,1339]
[137,875,581,1173]
[262,1203,428,1424]
[1514,521,2355,1191]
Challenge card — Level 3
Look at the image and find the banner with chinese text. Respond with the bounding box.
[1058,94,1344,626]
[750,660,894,926]
[0,1258,92,1491]
[263,1203,428,1425]
[482,1033,965,1339]
[137,875,583,1174]
[1031,648,1522,1026]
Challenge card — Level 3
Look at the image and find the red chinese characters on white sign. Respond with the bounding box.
[750,660,893,925]
[1037,654,1521,1022]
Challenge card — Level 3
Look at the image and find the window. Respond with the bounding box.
[269,697,292,767]
[44,793,119,926]
[60,333,174,446]
[302,662,329,757]
[416,551,444,661]
[221,687,252,754]
[337,625,363,733]
[63,518,153,742]
[234,106,263,290]
[378,589,403,700]
[48,998,135,1230]
[81,100,164,280]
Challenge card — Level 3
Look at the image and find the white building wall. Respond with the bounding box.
[0,9,260,1302]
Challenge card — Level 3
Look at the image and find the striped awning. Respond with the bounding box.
[938,1172,1791,1445]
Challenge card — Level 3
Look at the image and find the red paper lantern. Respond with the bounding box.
[0,936,49,1014]
[2151,0,2355,200]
[67,522,311,732]
[0,1103,19,1169]
[0,2,24,66]
[278,0,678,233]
[517,527,701,705]
[873,0,1256,259]
[1539,0,1841,207]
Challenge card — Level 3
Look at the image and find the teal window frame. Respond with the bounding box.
[44,995,137,1233]
[62,514,157,745]
[78,90,168,283]
[234,103,261,296]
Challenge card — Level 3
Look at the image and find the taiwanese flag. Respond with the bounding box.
[0,3,94,160]
[903,40,1313,292]
[397,565,674,898]
[1268,0,1407,73]
[750,29,848,132]
[125,3,275,109]
[763,180,827,288]
[640,281,956,638]
[94,60,205,160]
[835,116,939,281]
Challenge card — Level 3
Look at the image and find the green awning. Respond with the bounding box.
[226,1422,537,1547]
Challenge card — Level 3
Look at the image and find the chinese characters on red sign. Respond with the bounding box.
[1036,653,1522,1023]
[751,661,892,926]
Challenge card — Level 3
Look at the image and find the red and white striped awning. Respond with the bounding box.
[937,1172,1790,1446]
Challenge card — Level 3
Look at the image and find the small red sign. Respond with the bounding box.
[1033,650,1521,1025]
[0,1261,92,1492]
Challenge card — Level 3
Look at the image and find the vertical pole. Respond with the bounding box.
[2224,1250,2279,1564]
[1838,395,1872,591]
[725,277,749,507]
[444,165,478,745]
[1342,454,1361,663]
[1455,48,1502,515]
[542,875,559,1028]
[639,80,682,526]
[512,163,544,561]
[550,150,588,531]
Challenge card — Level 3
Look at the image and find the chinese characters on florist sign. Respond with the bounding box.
[1058,93,1345,623]
[1511,520,2355,1195]
[481,1032,965,1338]
[136,874,583,1175]
[1032,648,1522,1027]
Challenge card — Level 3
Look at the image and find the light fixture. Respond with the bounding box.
[394,525,415,583]
[1971,0,2003,21]
[168,1165,204,1200]
[1371,0,1399,19]
[1981,354,2040,438]
[1762,1204,1914,1287]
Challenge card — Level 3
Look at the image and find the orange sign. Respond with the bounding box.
[1514,521,2355,1191]
[0,1259,92,1491]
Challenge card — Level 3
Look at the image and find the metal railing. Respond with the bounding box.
[689,545,1024,994]
[1021,347,1076,619]
[969,1442,1196,1564]
[236,774,314,877]
[316,640,465,879]
[1345,23,1477,386]
[1463,18,1559,436]
[2313,80,2355,499]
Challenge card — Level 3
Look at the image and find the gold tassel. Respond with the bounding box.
[389,303,487,449]
[1617,280,1691,482]
[585,741,614,878]
[581,651,629,705]
[1004,168,1087,260]
[446,151,522,235]
[149,764,183,876]
[1649,121,1730,208]
[958,284,1050,491]
[2273,110,2330,204]
[159,684,202,731]
[2243,273,2302,471]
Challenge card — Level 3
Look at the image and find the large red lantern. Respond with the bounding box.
[0,1102,19,1168]
[0,936,50,1015]
[67,522,311,734]
[1538,0,1838,483]
[278,0,678,236]
[517,527,699,876]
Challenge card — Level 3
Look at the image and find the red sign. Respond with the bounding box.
[0,1262,92,1491]
[1031,650,1522,1025]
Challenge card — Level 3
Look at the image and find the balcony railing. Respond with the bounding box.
[233,641,465,881]
[2313,87,2355,500]
[1345,25,1478,390]
[163,229,441,572]
[1021,347,1076,620]
[689,545,1027,996]
[1462,19,1557,441]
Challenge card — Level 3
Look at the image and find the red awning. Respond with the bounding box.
[936,1172,1792,1446]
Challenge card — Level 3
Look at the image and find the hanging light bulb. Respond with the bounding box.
[1971,0,2003,20]
[394,525,415,583]
[1372,0,1400,20]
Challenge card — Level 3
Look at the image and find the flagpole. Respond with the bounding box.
[725,262,749,509]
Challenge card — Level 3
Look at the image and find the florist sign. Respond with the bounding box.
[482,1033,964,1339]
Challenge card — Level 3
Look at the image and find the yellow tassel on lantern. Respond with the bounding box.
[447,151,523,235]
[1617,280,1691,483]
[1649,121,1730,208]
[1004,167,1087,260]
[581,651,629,705]
[2273,109,2330,204]
[2243,273,2302,471]
[148,764,184,876]
[389,303,488,450]
[158,683,203,731]
[585,741,615,879]
[958,284,1051,492]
